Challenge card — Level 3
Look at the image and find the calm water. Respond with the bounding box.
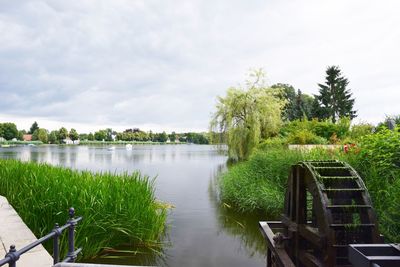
[0,144,266,266]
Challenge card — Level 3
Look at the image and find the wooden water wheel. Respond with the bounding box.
[260,160,382,267]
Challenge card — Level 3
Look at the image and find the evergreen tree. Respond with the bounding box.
[29,121,39,134]
[315,66,356,122]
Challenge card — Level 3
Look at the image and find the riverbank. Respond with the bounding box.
[219,128,400,242]
[0,159,167,260]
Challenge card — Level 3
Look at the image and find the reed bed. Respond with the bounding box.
[0,159,167,260]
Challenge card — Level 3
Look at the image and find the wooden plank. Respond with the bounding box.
[299,250,324,267]
[298,225,325,249]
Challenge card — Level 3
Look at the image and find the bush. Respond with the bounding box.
[258,137,288,150]
[287,129,327,144]
[349,123,374,140]
[281,118,350,144]
[359,127,400,176]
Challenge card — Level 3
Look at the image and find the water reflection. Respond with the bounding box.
[208,164,267,259]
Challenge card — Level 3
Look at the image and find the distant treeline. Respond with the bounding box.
[0,122,209,145]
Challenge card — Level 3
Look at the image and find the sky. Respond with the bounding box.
[0,0,399,133]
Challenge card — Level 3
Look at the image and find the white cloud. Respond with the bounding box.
[0,0,399,132]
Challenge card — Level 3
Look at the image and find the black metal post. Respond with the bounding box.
[67,207,76,262]
[53,223,60,264]
[0,208,82,267]
[6,245,17,267]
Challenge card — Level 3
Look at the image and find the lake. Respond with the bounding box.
[0,144,266,266]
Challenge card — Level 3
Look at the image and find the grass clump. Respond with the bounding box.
[0,159,167,260]
[220,148,308,217]
[220,146,345,216]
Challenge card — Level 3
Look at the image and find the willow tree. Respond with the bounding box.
[210,69,285,160]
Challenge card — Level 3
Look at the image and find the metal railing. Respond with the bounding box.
[0,208,83,267]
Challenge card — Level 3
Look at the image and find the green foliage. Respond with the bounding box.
[29,121,39,134]
[17,130,26,141]
[211,69,285,160]
[272,84,314,121]
[58,127,69,141]
[313,117,350,139]
[220,128,400,242]
[219,148,336,215]
[359,127,400,176]
[48,130,59,144]
[88,132,95,141]
[0,122,18,140]
[0,159,167,259]
[69,128,79,141]
[32,128,49,143]
[79,133,88,141]
[153,131,168,142]
[258,137,288,150]
[314,66,357,122]
[287,129,327,145]
[169,132,176,142]
[376,115,400,131]
[94,130,107,141]
[184,132,209,144]
[280,118,350,144]
[349,123,374,140]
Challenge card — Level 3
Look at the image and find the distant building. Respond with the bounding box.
[63,138,73,145]
[23,134,32,141]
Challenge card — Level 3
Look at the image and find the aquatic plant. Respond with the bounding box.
[0,159,167,260]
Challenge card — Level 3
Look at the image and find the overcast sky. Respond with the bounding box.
[0,0,399,133]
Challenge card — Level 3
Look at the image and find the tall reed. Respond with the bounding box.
[0,159,167,260]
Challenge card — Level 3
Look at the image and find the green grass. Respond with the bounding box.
[0,140,43,145]
[0,159,167,260]
[220,147,347,217]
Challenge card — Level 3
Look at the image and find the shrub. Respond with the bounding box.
[281,118,350,144]
[287,129,327,144]
[349,123,374,139]
[359,127,400,177]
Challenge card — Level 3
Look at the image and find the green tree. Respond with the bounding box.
[49,130,59,144]
[88,133,94,141]
[272,83,296,121]
[69,128,79,141]
[105,128,114,141]
[17,130,26,141]
[79,133,88,140]
[156,132,168,142]
[272,84,314,121]
[169,132,176,142]
[32,128,48,143]
[94,130,107,141]
[210,69,285,160]
[29,121,39,134]
[0,123,18,140]
[58,127,69,141]
[314,66,357,122]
